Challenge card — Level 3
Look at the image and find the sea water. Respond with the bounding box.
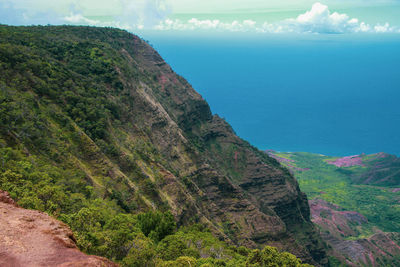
[141,32,400,156]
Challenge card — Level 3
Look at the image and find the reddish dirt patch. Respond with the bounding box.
[326,155,365,167]
[0,190,117,267]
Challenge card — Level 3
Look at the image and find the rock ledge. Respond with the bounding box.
[0,190,117,267]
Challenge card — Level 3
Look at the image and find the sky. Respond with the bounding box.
[1,0,400,34]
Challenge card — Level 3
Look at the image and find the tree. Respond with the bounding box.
[137,211,176,242]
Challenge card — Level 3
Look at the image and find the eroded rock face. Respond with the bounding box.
[310,199,400,266]
[109,35,328,265]
[0,190,117,267]
[190,116,327,265]
[310,199,368,239]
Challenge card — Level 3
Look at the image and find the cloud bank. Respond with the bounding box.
[155,2,399,33]
[0,0,170,29]
[0,1,398,33]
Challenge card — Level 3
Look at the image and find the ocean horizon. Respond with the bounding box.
[142,32,400,157]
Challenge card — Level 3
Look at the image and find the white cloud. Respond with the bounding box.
[285,2,362,33]
[374,22,399,32]
[154,2,400,34]
[61,0,171,29]
[64,13,100,25]
[116,0,171,28]
[275,2,399,33]
[61,12,137,30]
[154,18,258,31]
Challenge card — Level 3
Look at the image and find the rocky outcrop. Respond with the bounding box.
[0,190,117,267]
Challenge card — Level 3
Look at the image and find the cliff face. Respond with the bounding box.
[0,191,117,267]
[0,25,327,265]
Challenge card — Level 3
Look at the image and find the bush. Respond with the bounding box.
[137,211,176,242]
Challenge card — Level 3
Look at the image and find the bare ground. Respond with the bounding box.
[0,190,117,267]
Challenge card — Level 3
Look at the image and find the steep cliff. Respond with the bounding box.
[0,25,327,265]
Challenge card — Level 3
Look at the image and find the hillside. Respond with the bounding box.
[268,151,400,266]
[0,25,325,266]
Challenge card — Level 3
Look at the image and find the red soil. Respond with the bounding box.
[0,190,117,267]
[326,155,365,167]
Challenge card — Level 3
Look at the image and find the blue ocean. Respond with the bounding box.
[142,32,400,156]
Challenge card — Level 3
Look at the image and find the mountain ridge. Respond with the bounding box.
[0,25,326,265]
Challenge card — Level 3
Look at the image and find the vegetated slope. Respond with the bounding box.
[0,189,312,267]
[0,190,117,267]
[0,25,326,266]
[338,153,400,186]
[268,151,400,266]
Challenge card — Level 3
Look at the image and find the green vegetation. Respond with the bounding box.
[0,144,310,266]
[0,25,313,266]
[271,151,400,233]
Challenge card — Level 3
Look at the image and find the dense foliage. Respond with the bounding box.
[0,145,312,266]
[0,25,312,266]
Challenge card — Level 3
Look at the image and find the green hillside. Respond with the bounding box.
[0,25,321,266]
